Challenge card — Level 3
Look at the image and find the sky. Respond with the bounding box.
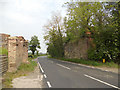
[0,0,70,53]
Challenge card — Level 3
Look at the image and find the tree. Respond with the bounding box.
[29,35,41,55]
[44,12,64,57]
[64,2,107,42]
[64,1,119,62]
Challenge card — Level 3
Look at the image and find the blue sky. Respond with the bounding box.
[0,0,69,53]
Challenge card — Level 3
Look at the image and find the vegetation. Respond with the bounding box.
[51,57,118,68]
[0,47,8,56]
[29,35,41,55]
[64,2,120,63]
[44,12,64,58]
[2,57,37,88]
[44,1,120,64]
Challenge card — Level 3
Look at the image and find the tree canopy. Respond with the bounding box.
[44,12,64,57]
[29,35,41,55]
[44,1,120,63]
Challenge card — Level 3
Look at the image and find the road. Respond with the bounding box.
[37,56,119,89]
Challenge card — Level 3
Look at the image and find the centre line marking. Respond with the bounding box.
[57,64,71,70]
[47,81,52,88]
[38,62,44,73]
[44,74,47,78]
[84,74,120,89]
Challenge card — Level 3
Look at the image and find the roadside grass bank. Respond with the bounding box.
[61,58,119,68]
[48,55,119,68]
[2,57,38,88]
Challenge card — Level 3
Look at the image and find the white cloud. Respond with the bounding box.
[5,11,33,24]
[0,0,70,53]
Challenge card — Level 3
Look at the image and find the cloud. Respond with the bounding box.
[5,11,33,24]
[0,0,70,53]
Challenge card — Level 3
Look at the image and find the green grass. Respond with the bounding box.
[2,57,37,88]
[0,47,8,56]
[50,56,118,68]
[18,58,37,72]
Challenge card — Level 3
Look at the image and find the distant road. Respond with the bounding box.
[38,56,119,89]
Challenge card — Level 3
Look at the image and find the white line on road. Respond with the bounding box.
[44,74,47,78]
[84,74,120,89]
[38,62,44,73]
[57,64,71,70]
[47,81,52,88]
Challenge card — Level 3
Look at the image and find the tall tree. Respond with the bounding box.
[44,12,64,57]
[64,2,106,42]
[29,35,41,55]
[64,1,119,62]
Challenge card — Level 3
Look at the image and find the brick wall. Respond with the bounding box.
[0,34,10,49]
[64,38,92,59]
[8,36,28,72]
[0,33,28,72]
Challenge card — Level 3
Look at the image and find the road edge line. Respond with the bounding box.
[38,62,44,73]
[54,58,118,74]
[47,81,52,88]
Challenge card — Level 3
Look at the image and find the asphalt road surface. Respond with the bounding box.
[37,56,119,89]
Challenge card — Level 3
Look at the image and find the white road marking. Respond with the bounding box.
[47,81,52,88]
[59,59,113,73]
[44,74,47,78]
[38,62,44,73]
[57,64,71,70]
[84,74,120,89]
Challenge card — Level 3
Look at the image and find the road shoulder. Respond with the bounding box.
[54,58,118,74]
[12,64,43,88]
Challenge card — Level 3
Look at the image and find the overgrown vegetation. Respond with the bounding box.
[0,47,8,56]
[44,1,120,64]
[2,57,37,88]
[44,12,64,58]
[56,57,118,68]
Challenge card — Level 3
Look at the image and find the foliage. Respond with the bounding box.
[53,57,118,68]
[43,1,119,63]
[90,2,120,63]
[0,47,8,56]
[64,1,120,63]
[64,2,106,42]
[18,57,37,71]
[29,35,41,55]
[44,12,64,58]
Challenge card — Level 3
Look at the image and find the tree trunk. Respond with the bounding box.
[32,51,35,55]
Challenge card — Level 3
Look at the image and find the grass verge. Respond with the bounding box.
[49,56,118,68]
[61,58,118,68]
[2,57,37,88]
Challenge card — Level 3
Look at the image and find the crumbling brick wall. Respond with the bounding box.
[0,33,28,72]
[0,34,10,49]
[8,36,28,72]
[64,38,91,59]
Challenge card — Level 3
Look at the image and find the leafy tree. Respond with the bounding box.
[29,35,41,55]
[91,2,120,62]
[44,12,64,57]
[64,2,107,42]
[64,1,119,62]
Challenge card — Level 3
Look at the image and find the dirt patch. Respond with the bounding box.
[12,65,43,88]
[96,66,118,74]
